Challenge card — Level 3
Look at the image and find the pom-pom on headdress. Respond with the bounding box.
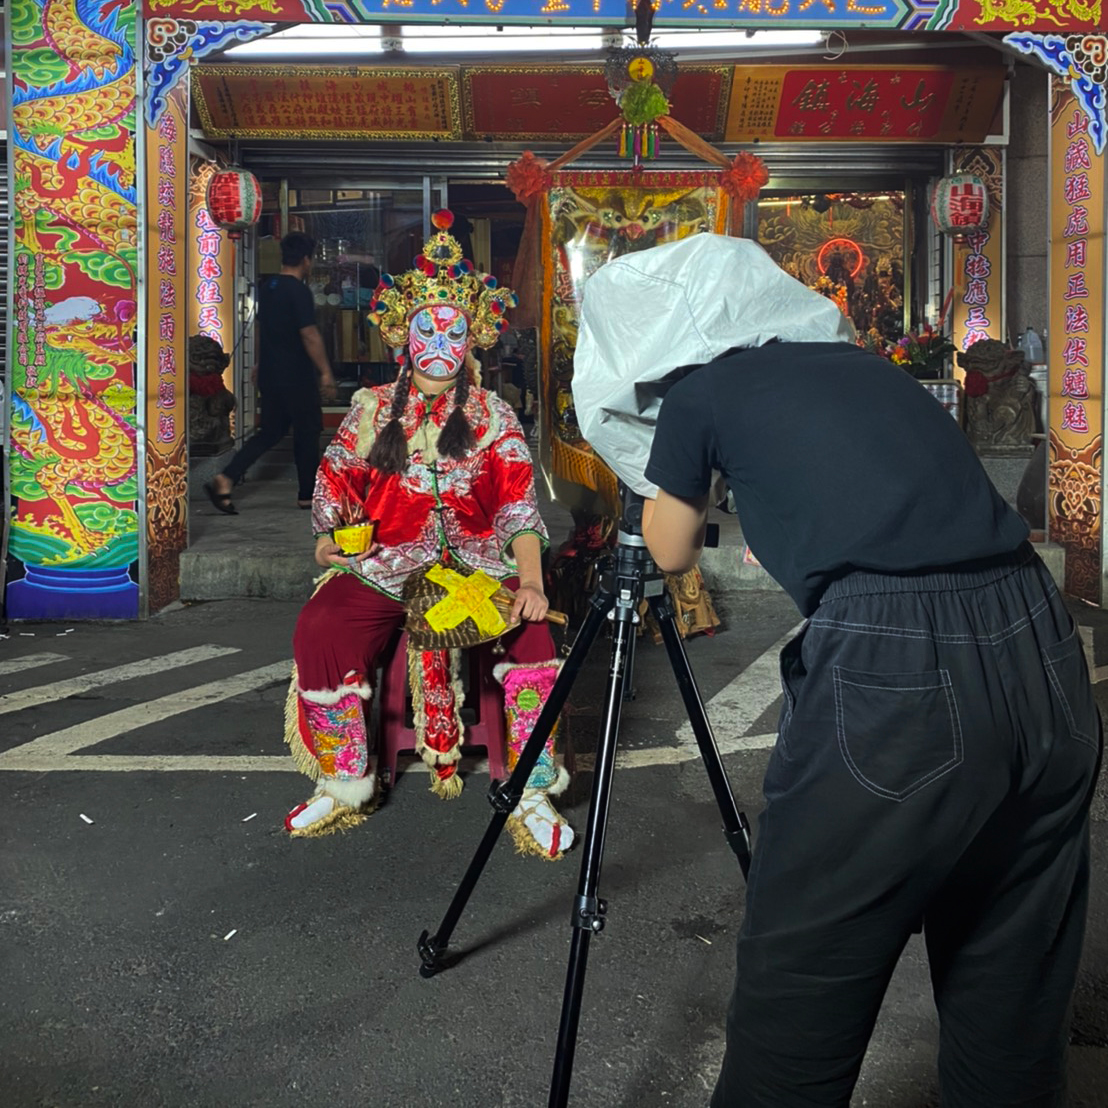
[368,210,518,348]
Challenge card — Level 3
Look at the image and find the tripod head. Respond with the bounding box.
[617,482,647,546]
[615,481,719,550]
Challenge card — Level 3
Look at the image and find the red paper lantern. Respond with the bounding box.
[930,174,989,242]
[205,168,262,240]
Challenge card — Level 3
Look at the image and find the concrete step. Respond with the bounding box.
[181,458,581,605]
[181,465,1066,605]
[699,507,1066,594]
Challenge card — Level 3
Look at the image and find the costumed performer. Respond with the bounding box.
[283,210,574,860]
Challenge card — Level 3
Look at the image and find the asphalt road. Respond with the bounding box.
[1,588,1106,1108]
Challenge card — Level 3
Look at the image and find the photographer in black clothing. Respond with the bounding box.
[574,235,1102,1108]
[206,232,338,514]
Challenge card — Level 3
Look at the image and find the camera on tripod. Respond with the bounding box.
[617,482,720,549]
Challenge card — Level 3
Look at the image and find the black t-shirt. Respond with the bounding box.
[257,274,318,387]
[644,342,1029,616]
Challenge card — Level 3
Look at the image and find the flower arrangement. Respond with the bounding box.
[862,323,955,379]
[811,275,850,317]
[720,151,770,205]
[505,150,552,203]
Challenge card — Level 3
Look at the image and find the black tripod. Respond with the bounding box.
[418,496,751,1107]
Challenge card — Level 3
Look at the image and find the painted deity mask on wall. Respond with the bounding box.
[409,306,469,380]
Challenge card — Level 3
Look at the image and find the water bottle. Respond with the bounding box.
[1019,326,1045,364]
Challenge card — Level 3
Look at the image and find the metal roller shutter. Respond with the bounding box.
[239,140,945,193]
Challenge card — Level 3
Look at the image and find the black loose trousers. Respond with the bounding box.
[712,545,1101,1108]
[223,377,323,503]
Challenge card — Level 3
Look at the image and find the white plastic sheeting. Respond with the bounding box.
[573,234,857,497]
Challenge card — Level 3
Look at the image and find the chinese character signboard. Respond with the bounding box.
[145,80,190,613]
[193,66,461,141]
[188,163,236,361]
[7,0,140,620]
[724,65,1004,144]
[1049,78,1105,604]
[949,149,1003,356]
[464,66,729,140]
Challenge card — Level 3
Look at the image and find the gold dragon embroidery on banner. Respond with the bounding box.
[145,0,283,13]
[975,0,1101,27]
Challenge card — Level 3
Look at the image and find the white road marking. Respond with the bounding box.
[573,737,777,774]
[0,754,292,772]
[0,652,69,678]
[6,616,1103,775]
[0,625,795,773]
[0,645,242,717]
[674,621,803,755]
[0,661,290,770]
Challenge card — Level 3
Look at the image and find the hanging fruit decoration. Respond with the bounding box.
[206,167,263,240]
[605,39,678,168]
[930,173,990,243]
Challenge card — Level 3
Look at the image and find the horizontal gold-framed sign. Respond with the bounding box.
[193,65,462,141]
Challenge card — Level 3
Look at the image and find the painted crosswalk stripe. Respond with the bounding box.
[674,621,804,755]
[0,754,293,773]
[0,660,290,767]
[0,645,241,717]
[574,739,778,773]
[0,652,69,679]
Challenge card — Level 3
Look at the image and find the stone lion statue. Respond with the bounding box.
[957,338,1037,450]
[188,334,236,454]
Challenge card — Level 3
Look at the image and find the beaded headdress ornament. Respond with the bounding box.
[368,210,518,348]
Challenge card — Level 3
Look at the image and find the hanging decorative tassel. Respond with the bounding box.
[617,120,663,166]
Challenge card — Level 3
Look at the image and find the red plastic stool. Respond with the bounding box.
[374,631,507,785]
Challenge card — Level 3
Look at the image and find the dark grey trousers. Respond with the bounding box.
[712,544,1101,1108]
[223,377,323,502]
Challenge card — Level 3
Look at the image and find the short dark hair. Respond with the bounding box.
[281,232,316,267]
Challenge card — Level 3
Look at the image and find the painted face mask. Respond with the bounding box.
[408,306,469,380]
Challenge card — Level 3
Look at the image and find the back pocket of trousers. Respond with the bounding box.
[833,667,963,801]
[1042,629,1100,751]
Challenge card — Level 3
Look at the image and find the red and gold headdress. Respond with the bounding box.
[368,210,518,349]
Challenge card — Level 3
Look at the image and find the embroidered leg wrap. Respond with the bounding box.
[494,660,575,860]
[410,648,465,799]
[284,670,377,837]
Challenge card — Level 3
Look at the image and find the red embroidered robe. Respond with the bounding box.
[312,383,548,595]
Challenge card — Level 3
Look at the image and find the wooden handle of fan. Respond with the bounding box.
[494,586,568,626]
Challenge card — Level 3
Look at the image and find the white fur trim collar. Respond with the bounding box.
[298,682,373,706]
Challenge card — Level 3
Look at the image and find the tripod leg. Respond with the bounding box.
[548,599,637,1107]
[418,589,613,978]
[649,591,752,878]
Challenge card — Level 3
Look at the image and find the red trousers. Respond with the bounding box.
[293,571,556,693]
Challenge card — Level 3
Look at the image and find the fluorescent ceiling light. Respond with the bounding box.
[222,23,821,59]
[399,25,604,53]
[225,25,382,57]
[632,29,825,49]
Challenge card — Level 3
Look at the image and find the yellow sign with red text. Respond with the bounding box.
[1048,79,1104,604]
[144,82,189,612]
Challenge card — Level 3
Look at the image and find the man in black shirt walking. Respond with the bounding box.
[206,232,338,513]
[574,234,1102,1108]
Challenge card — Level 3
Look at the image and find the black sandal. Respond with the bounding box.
[204,481,238,515]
